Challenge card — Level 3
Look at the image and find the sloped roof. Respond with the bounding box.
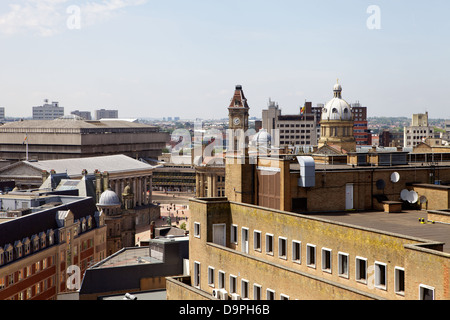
[0,154,155,178]
[228,85,250,109]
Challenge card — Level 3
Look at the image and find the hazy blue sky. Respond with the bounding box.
[0,0,449,120]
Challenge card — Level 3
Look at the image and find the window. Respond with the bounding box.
[218,270,225,289]
[355,257,367,283]
[278,237,287,259]
[306,244,316,268]
[208,266,215,287]
[194,261,200,288]
[253,284,262,300]
[395,267,405,295]
[194,222,201,238]
[253,230,261,251]
[338,252,349,278]
[241,279,249,299]
[230,225,238,244]
[241,228,249,254]
[266,289,275,300]
[280,294,289,300]
[374,261,387,290]
[419,285,434,300]
[265,234,274,255]
[229,275,237,294]
[292,241,301,264]
[321,248,332,273]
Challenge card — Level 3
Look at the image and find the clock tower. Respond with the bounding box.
[228,85,250,152]
[228,85,249,131]
[225,85,254,204]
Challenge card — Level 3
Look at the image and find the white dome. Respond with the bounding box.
[321,82,352,121]
[98,189,121,206]
[253,129,271,145]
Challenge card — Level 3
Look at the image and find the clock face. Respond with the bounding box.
[233,117,241,125]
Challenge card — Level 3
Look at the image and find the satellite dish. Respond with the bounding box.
[419,195,427,204]
[409,191,418,204]
[376,179,386,190]
[400,189,409,201]
[391,172,400,183]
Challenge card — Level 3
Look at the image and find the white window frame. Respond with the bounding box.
[321,247,332,273]
[194,222,201,238]
[292,240,301,264]
[265,233,274,256]
[229,274,237,294]
[280,293,289,300]
[338,252,349,279]
[394,267,405,296]
[355,256,367,284]
[306,244,316,268]
[253,230,262,252]
[266,288,275,300]
[241,279,249,299]
[230,224,238,244]
[194,261,201,288]
[278,237,287,260]
[419,284,435,300]
[374,261,387,290]
[218,270,225,289]
[207,266,215,287]
[241,227,249,254]
[253,284,262,300]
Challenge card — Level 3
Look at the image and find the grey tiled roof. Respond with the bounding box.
[25,154,155,176]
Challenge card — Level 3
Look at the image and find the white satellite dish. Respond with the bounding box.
[408,191,418,204]
[400,189,409,201]
[391,172,400,183]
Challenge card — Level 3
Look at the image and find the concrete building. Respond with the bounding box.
[262,99,318,148]
[0,118,169,161]
[32,100,64,120]
[71,110,92,120]
[167,197,450,301]
[404,112,434,147]
[95,109,118,120]
[0,107,5,121]
[0,194,107,300]
[165,83,450,301]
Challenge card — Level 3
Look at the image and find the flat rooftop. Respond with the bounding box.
[306,209,450,253]
[92,247,162,269]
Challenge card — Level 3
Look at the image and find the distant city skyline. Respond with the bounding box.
[0,0,449,120]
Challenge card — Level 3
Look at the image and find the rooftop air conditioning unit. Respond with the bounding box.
[231,293,241,300]
[219,289,229,300]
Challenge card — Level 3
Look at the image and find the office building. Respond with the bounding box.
[404,112,434,147]
[351,102,371,146]
[262,99,318,148]
[95,109,118,120]
[32,100,64,120]
[71,110,92,120]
